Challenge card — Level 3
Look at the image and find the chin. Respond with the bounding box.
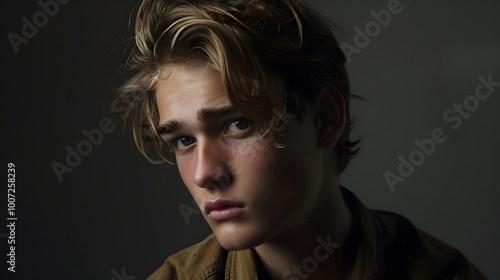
[212,224,268,250]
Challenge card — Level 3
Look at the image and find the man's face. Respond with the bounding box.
[156,63,324,250]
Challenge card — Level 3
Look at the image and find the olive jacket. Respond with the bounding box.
[147,187,487,280]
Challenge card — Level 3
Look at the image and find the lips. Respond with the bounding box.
[204,199,244,221]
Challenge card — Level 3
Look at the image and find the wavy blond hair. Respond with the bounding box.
[119,0,359,173]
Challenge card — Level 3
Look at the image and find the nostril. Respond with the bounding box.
[194,162,232,189]
[203,170,231,190]
[214,171,231,189]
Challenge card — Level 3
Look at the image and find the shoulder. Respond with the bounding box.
[146,234,226,280]
[374,210,487,280]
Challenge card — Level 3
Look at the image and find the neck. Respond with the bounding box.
[254,179,353,280]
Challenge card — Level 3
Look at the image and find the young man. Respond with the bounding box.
[119,0,487,279]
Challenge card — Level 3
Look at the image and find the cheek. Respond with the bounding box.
[244,133,320,202]
[233,139,309,199]
[176,157,200,196]
[235,142,317,229]
[237,136,314,179]
[231,139,279,176]
[176,158,191,183]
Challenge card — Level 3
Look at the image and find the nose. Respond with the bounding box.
[193,139,231,190]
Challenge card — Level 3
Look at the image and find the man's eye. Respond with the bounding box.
[228,118,252,133]
[173,137,196,150]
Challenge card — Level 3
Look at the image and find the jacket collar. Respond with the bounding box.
[223,186,384,279]
[225,248,259,280]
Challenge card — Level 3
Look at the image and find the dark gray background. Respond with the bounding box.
[2,0,499,279]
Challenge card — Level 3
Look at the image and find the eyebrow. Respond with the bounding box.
[158,119,182,135]
[158,105,238,136]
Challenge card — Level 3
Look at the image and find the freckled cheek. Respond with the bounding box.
[231,140,296,198]
[176,157,197,189]
[234,143,308,225]
[231,140,278,173]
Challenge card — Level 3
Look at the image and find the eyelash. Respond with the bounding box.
[166,118,254,151]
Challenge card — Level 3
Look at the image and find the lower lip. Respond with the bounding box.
[208,207,244,221]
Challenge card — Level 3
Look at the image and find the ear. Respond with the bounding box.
[313,86,346,150]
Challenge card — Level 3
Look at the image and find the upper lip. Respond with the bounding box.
[204,199,243,214]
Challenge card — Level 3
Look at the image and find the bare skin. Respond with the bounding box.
[156,63,353,279]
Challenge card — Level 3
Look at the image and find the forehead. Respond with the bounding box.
[155,63,231,125]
